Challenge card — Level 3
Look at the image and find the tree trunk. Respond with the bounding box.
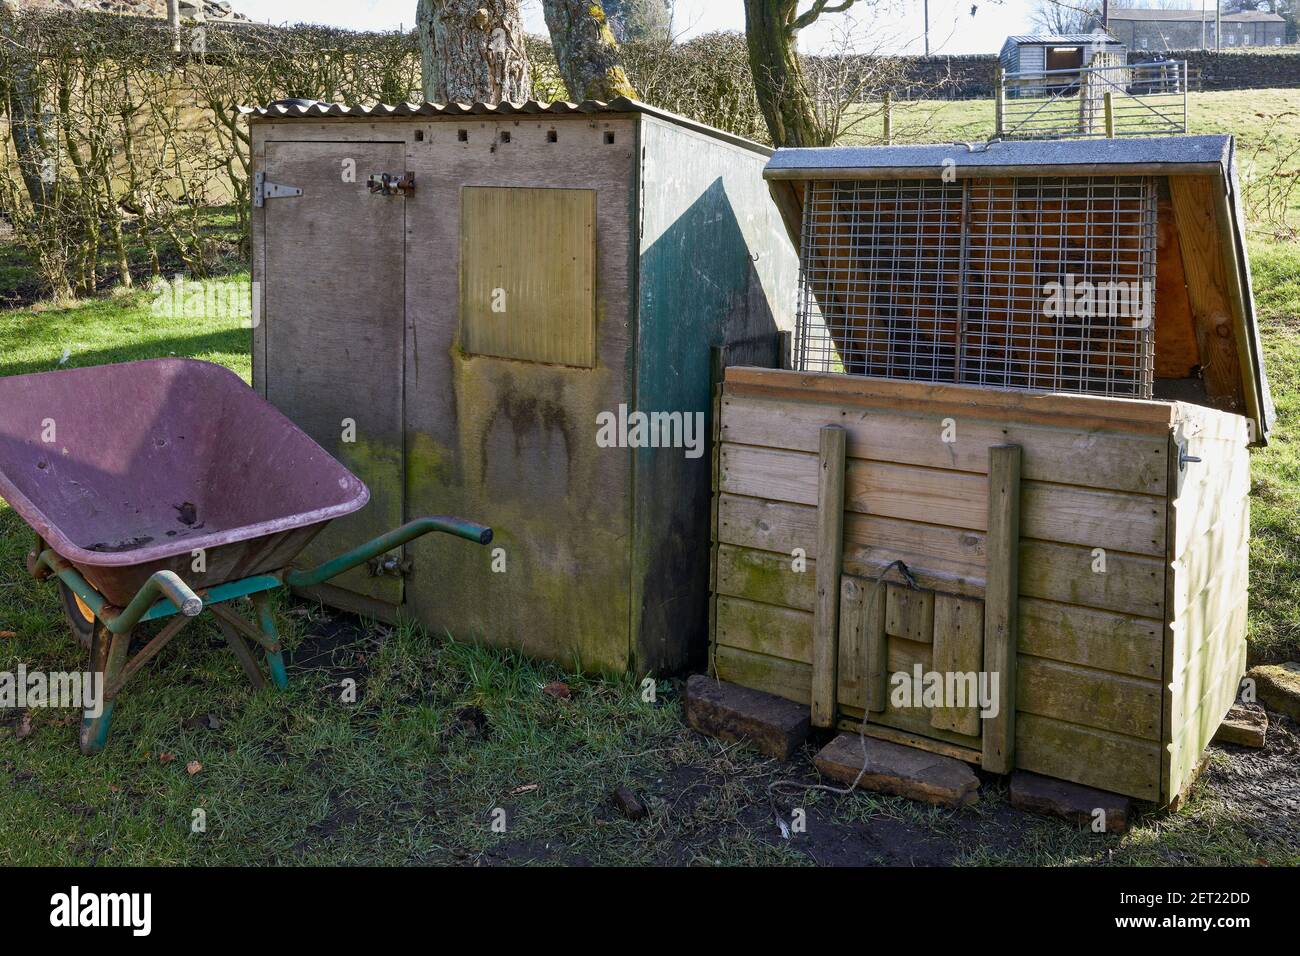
[743,0,828,147]
[1,0,57,209]
[603,0,672,44]
[541,0,638,102]
[415,0,531,105]
[168,0,182,54]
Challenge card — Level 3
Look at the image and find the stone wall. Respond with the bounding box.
[1129,49,1300,90]
[886,49,1300,98]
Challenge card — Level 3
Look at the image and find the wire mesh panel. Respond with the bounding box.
[796,179,965,379]
[796,175,1157,399]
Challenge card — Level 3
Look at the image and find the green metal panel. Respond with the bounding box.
[630,117,799,674]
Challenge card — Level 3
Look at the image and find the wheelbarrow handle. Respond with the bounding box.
[33,550,203,633]
[283,515,493,589]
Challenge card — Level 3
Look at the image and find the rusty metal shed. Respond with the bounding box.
[244,98,797,675]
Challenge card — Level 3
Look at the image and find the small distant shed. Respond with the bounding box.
[1000,33,1128,96]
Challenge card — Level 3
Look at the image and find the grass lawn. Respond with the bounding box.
[0,93,1298,866]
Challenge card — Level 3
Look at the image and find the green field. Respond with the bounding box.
[0,90,1297,866]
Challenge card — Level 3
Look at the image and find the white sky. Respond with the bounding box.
[225,1,1038,56]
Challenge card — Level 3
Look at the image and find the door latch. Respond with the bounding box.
[367,554,413,578]
[253,171,303,208]
[1178,445,1202,471]
[368,171,416,196]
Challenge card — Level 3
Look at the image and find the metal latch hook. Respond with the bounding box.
[368,172,416,197]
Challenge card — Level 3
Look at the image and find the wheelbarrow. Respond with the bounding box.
[0,358,492,753]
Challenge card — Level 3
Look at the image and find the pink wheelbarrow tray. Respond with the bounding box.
[0,358,492,754]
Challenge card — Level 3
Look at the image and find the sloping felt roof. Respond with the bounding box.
[763,135,1274,443]
[241,97,772,156]
[1110,8,1284,21]
[765,135,1234,178]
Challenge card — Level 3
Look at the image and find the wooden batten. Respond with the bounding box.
[982,445,1021,775]
[811,426,846,727]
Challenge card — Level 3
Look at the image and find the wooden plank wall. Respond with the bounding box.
[1163,403,1251,803]
[710,367,1176,800]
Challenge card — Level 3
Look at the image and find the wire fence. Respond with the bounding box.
[997,61,1189,140]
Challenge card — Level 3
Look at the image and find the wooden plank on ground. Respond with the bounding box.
[812,426,846,728]
[983,444,1021,774]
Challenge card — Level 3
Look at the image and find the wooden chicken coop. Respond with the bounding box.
[246,99,796,676]
[709,136,1272,805]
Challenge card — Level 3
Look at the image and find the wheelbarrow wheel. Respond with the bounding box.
[58,581,96,650]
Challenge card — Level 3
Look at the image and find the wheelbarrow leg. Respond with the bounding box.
[80,624,130,755]
[250,592,288,690]
[213,616,268,691]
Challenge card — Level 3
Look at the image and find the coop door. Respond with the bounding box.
[837,581,985,746]
[260,140,406,605]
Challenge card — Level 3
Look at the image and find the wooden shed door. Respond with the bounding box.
[261,140,406,605]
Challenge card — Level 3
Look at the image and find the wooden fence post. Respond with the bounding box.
[994,66,1004,137]
[982,444,1021,774]
[811,425,846,728]
[882,91,892,145]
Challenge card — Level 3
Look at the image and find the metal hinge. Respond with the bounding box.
[253,171,303,208]
[368,171,416,197]
[367,554,413,578]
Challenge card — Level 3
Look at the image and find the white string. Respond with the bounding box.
[767,559,921,837]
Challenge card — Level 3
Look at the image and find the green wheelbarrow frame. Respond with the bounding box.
[27,516,492,754]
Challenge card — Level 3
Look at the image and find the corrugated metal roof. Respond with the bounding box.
[1003,33,1124,44]
[764,135,1233,177]
[240,97,772,155]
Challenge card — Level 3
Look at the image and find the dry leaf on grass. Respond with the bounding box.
[158,752,177,765]
[186,760,202,776]
[541,681,571,700]
[0,631,16,639]
[510,783,540,795]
